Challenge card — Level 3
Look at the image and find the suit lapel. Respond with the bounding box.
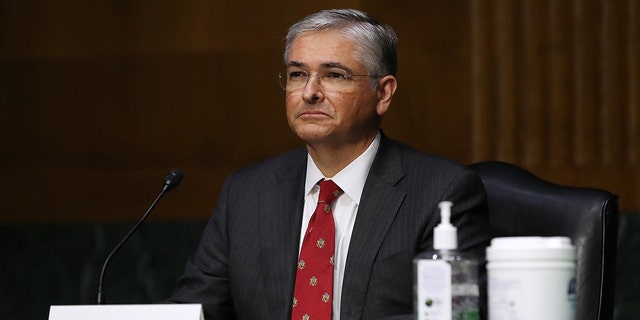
[259,150,307,317]
[340,136,407,319]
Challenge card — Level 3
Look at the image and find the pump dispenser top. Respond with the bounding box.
[433,201,457,250]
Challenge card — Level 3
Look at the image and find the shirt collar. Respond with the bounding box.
[305,132,381,205]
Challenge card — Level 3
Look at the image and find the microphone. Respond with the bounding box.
[96,169,184,304]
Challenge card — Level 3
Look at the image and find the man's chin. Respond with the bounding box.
[293,128,333,145]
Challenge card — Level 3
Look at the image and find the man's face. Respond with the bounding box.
[284,29,386,148]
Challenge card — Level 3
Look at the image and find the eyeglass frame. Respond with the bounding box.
[278,69,384,93]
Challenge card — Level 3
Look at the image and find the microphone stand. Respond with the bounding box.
[96,169,183,304]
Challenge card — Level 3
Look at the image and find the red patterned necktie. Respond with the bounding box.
[292,179,343,320]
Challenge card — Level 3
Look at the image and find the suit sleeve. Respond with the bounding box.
[445,167,491,259]
[166,175,237,320]
[438,167,491,320]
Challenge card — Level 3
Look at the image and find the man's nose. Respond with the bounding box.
[301,74,324,102]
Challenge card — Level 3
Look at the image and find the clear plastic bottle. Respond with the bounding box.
[414,201,480,320]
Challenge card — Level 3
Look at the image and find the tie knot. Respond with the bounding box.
[318,179,342,205]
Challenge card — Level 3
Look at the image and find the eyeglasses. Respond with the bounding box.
[278,69,382,93]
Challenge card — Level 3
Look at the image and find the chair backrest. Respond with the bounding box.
[469,161,619,320]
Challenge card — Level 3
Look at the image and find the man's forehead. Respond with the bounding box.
[289,30,353,53]
[287,32,361,72]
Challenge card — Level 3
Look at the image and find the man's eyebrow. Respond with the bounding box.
[286,61,355,73]
[287,61,306,68]
[321,62,353,73]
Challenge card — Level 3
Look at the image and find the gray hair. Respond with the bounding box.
[284,9,398,84]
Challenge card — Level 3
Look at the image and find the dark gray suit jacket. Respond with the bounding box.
[168,134,490,319]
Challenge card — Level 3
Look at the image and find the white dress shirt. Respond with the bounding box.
[300,132,381,319]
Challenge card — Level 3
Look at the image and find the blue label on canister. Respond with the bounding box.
[567,278,577,295]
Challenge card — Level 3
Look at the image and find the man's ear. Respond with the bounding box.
[376,75,397,116]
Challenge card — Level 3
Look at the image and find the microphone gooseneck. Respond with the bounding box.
[96,169,184,305]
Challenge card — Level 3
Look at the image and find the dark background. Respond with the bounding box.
[1,1,638,319]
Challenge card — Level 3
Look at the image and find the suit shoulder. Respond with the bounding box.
[228,147,307,181]
[389,139,471,173]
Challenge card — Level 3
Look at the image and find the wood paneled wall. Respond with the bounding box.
[469,0,639,210]
[1,0,638,223]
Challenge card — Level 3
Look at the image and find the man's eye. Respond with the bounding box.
[289,71,306,80]
[324,72,346,80]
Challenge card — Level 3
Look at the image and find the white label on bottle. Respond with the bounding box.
[487,265,575,320]
[416,260,452,320]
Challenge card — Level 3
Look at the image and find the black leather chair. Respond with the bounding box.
[469,161,619,320]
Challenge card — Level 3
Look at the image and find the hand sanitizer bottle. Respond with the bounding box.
[414,201,480,320]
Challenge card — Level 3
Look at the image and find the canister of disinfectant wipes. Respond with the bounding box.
[486,237,577,320]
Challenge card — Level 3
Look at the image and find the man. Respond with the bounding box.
[168,8,490,320]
